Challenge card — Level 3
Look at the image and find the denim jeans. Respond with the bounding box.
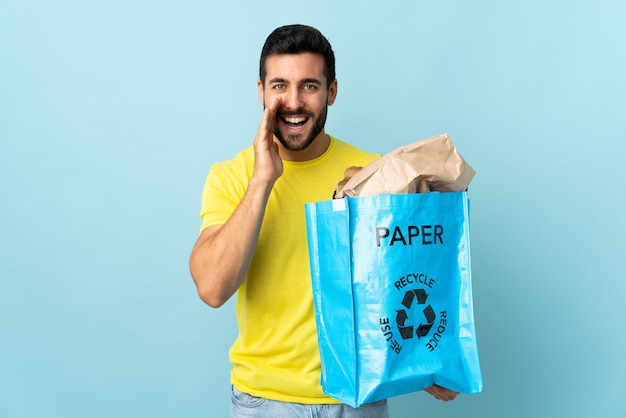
[230,387,389,418]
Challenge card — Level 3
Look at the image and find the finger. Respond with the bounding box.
[435,387,459,401]
[424,385,459,402]
[434,384,459,395]
[259,96,282,137]
[424,386,439,398]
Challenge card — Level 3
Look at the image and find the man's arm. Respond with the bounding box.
[189,97,283,308]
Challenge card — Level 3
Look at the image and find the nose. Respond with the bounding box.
[283,87,303,110]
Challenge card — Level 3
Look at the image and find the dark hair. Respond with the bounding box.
[259,24,336,87]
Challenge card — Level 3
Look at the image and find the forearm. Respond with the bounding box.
[189,175,274,308]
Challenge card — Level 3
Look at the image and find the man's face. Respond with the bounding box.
[258,53,337,152]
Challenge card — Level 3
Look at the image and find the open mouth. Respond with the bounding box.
[280,115,309,127]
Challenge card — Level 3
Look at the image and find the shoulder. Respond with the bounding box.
[203,146,255,202]
[208,146,255,179]
[329,136,380,162]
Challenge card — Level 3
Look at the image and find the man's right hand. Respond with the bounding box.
[252,96,283,185]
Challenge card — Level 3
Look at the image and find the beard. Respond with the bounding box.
[273,105,328,152]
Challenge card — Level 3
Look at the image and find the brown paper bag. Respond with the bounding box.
[334,133,475,198]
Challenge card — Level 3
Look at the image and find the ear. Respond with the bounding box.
[257,79,265,106]
[327,79,338,106]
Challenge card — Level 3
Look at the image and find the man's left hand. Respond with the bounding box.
[423,384,459,402]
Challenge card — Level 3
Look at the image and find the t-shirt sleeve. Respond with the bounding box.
[199,161,248,232]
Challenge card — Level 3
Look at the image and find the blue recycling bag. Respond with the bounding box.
[305,192,483,407]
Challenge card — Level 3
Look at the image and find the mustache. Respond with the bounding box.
[261,102,313,117]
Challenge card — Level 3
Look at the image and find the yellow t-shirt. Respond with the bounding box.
[200,136,379,403]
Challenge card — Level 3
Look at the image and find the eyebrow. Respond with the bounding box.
[268,77,323,85]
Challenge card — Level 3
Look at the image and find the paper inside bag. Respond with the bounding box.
[334,133,475,198]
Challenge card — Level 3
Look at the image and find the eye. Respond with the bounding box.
[302,84,318,91]
[272,84,286,90]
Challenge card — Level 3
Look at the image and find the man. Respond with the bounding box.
[189,24,457,417]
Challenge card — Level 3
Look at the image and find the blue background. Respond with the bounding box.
[1,1,624,417]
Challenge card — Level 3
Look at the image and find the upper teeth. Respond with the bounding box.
[284,116,306,123]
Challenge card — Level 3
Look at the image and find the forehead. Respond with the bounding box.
[264,52,326,84]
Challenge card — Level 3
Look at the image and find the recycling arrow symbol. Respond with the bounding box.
[396,289,436,340]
